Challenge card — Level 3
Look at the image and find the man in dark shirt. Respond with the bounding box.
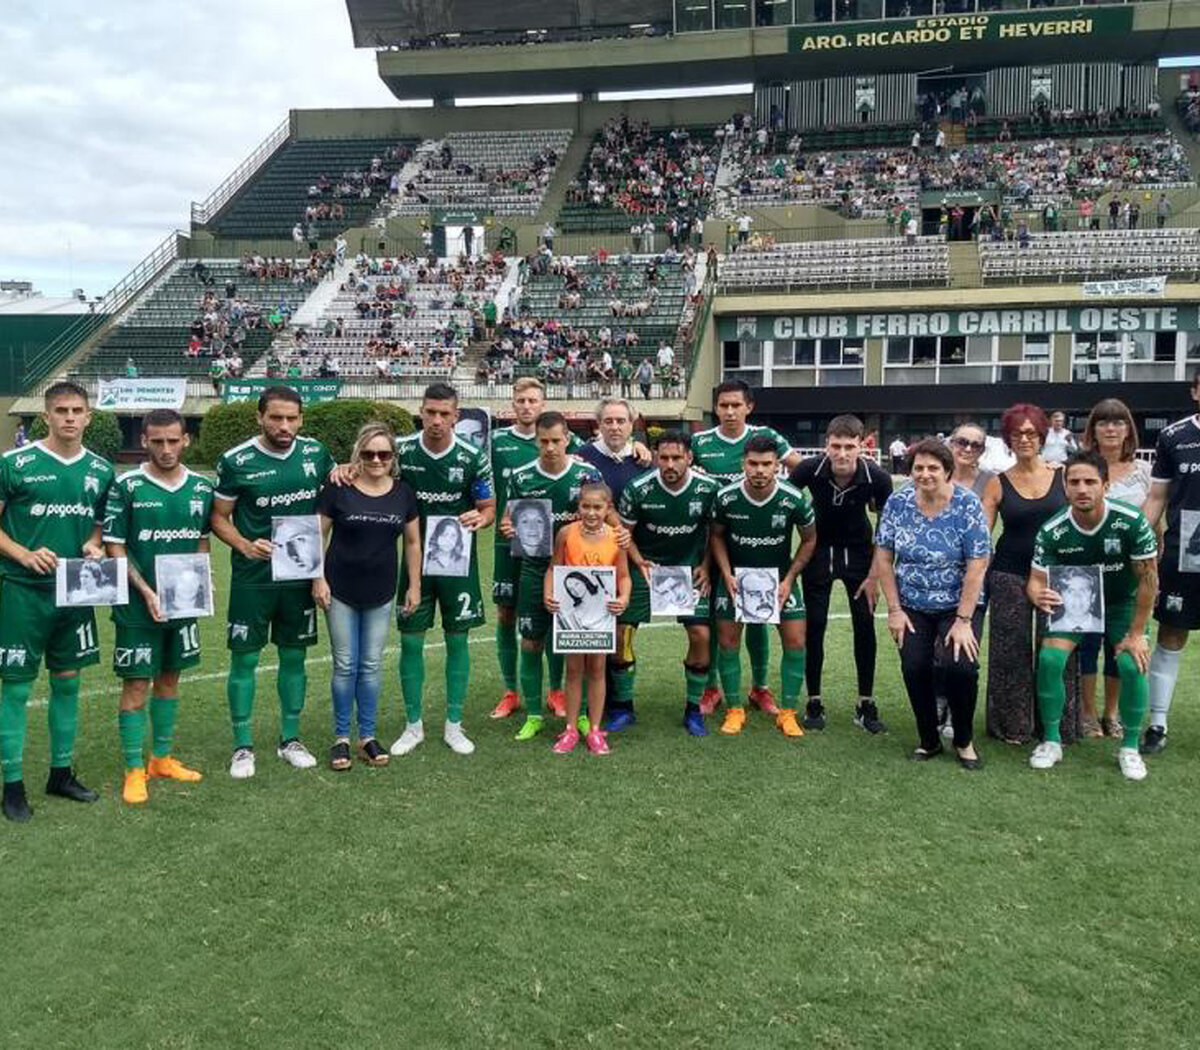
[788,414,894,735]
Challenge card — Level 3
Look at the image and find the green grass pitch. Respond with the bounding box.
[2,532,1199,1049]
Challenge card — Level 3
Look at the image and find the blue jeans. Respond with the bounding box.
[325,596,393,739]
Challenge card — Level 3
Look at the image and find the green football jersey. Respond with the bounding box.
[506,458,601,569]
[0,442,115,587]
[713,479,815,572]
[1032,499,1157,609]
[214,435,335,587]
[397,432,493,525]
[691,424,792,485]
[103,467,214,626]
[618,469,719,566]
[490,425,583,528]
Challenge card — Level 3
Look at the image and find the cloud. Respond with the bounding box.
[0,0,395,296]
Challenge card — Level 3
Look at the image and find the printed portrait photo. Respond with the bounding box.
[56,558,128,608]
[649,565,697,617]
[271,515,324,581]
[155,553,214,619]
[508,499,552,559]
[1047,564,1105,634]
[423,515,472,578]
[734,566,780,625]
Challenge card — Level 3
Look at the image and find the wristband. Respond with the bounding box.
[955,613,972,623]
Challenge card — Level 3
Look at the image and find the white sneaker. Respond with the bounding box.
[276,740,317,769]
[229,747,256,780]
[1118,747,1148,782]
[390,720,425,756]
[443,720,475,755]
[1029,741,1063,770]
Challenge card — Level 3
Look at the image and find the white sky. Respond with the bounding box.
[1,2,1196,299]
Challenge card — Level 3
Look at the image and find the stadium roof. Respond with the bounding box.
[360,0,1200,100]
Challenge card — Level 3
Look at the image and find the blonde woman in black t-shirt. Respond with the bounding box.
[314,423,420,771]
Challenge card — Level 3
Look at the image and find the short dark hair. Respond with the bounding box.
[536,410,568,433]
[142,409,185,433]
[826,414,865,441]
[423,381,458,404]
[743,434,780,458]
[654,429,692,452]
[1064,448,1109,483]
[44,380,88,407]
[257,385,303,413]
[714,379,753,404]
[904,437,954,476]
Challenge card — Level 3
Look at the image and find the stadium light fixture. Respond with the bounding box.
[455,92,581,107]
[598,83,754,101]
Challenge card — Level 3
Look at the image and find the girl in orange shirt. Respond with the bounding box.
[544,481,631,755]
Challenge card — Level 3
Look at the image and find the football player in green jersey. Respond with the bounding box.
[211,386,337,780]
[501,411,601,741]
[691,379,801,718]
[103,409,212,805]
[617,430,719,735]
[710,435,817,739]
[0,381,113,822]
[1028,450,1158,781]
[390,383,495,758]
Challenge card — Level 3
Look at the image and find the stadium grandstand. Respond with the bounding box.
[8,2,1200,459]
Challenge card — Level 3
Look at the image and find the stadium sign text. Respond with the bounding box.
[96,378,186,411]
[724,306,1194,341]
[222,379,342,404]
[789,7,1132,53]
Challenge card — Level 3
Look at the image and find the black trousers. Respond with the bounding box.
[898,606,984,750]
[802,545,876,699]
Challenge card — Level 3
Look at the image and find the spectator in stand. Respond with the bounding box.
[1043,410,1077,465]
[293,223,305,251]
[656,341,675,370]
[736,214,753,247]
[209,357,226,396]
[125,357,139,379]
[889,435,908,474]
[635,358,654,399]
[1157,193,1172,228]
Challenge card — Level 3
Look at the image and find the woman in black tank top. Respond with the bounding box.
[980,406,1077,744]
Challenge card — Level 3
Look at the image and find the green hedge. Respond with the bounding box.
[29,410,122,463]
[193,399,416,466]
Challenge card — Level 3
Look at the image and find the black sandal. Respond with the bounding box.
[909,743,945,762]
[330,740,352,771]
[359,738,389,767]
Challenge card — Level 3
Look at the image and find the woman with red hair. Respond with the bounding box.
[980,403,1075,743]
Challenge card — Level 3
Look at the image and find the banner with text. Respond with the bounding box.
[723,305,1197,342]
[789,8,1132,55]
[1082,276,1167,298]
[222,379,342,404]
[96,378,186,411]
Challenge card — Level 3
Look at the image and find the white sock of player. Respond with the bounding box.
[1147,644,1183,731]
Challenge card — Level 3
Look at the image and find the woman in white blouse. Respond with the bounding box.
[1077,399,1154,736]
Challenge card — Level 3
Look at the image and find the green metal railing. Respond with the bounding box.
[190,117,290,227]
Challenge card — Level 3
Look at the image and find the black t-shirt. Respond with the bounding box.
[788,454,895,548]
[318,480,418,609]
[1151,413,1200,559]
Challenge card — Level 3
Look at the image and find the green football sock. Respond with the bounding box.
[717,646,742,707]
[706,633,720,688]
[444,631,469,723]
[118,709,147,771]
[684,664,707,706]
[150,696,179,758]
[400,632,426,723]
[781,648,806,708]
[747,623,770,691]
[612,663,636,706]
[0,680,32,784]
[520,647,545,717]
[48,674,81,769]
[1036,645,1070,744]
[277,646,307,743]
[227,649,260,750]
[495,620,518,692]
[547,650,564,692]
[1115,649,1149,749]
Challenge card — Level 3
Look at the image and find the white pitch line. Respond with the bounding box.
[34,613,874,708]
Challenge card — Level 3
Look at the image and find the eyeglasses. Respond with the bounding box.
[1010,428,1040,443]
[360,449,394,462]
[951,438,984,452]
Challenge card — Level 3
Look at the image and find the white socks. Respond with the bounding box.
[1147,645,1183,732]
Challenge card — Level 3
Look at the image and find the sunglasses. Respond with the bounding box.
[360,449,394,462]
[951,438,984,452]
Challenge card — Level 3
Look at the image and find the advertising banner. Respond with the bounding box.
[96,378,186,411]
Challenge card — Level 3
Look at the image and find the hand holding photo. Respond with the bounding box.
[155,553,214,619]
[271,515,323,581]
[508,499,552,559]
[734,566,780,625]
[552,565,617,653]
[1047,564,1105,633]
[649,565,698,617]
[423,515,472,578]
[56,558,128,608]
[1180,509,1200,573]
